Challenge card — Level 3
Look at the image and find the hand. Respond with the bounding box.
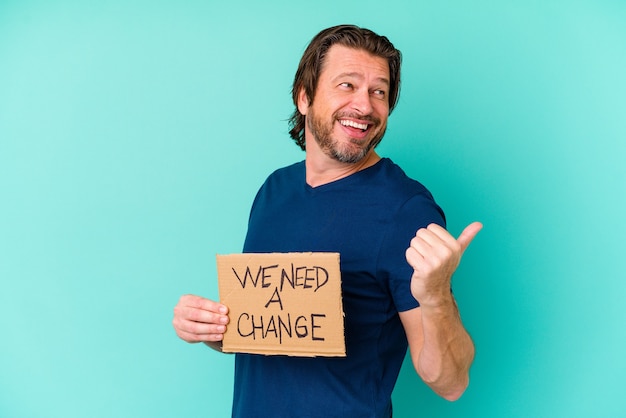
[172,294,229,343]
[405,222,482,308]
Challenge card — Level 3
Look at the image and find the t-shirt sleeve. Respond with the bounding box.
[378,192,446,312]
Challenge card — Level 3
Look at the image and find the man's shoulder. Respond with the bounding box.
[267,160,305,179]
[257,160,305,191]
[376,157,431,195]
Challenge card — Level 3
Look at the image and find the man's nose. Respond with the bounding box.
[350,89,374,115]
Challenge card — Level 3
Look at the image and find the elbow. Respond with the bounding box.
[417,365,470,401]
[413,337,475,401]
[438,379,469,401]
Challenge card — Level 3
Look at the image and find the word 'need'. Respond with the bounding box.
[231,263,329,292]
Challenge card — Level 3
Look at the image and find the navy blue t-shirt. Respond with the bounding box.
[232,158,445,418]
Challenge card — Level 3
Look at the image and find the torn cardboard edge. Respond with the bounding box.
[216,252,345,357]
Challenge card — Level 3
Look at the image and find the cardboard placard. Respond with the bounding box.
[216,252,345,357]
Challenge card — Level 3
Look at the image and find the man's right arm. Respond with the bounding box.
[172,294,230,352]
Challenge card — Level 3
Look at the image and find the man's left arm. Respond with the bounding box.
[400,222,482,401]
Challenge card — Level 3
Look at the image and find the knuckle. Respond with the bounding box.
[187,321,201,334]
[188,309,202,322]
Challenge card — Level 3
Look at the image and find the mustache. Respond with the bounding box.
[333,111,381,126]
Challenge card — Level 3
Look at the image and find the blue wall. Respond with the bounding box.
[1,1,625,417]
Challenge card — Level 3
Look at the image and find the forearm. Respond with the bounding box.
[412,296,475,401]
[403,221,482,399]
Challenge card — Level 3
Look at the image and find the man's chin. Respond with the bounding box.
[329,144,370,164]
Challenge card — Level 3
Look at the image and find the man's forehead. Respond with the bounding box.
[322,45,390,80]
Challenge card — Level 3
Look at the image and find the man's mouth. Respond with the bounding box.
[339,119,369,132]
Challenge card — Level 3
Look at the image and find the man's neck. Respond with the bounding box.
[305,150,381,188]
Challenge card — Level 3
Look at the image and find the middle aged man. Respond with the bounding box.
[173,24,481,418]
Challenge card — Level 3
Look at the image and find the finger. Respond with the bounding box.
[406,225,444,268]
[425,223,448,237]
[409,231,434,256]
[172,310,228,343]
[457,222,483,253]
[179,294,228,315]
[176,327,224,343]
[416,224,458,258]
[405,244,425,270]
[174,304,229,326]
[425,223,459,246]
[177,318,227,337]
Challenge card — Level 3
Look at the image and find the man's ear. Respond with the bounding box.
[297,88,310,116]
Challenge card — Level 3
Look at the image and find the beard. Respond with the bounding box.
[307,108,387,164]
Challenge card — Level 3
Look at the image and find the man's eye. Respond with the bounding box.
[373,89,386,97]
[339,82,353,89]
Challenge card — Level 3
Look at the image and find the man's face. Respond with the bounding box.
[298,45,391,164]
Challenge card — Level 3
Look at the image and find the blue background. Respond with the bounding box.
[1,1,625,417]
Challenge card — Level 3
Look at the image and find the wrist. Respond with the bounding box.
[417,292,456,311]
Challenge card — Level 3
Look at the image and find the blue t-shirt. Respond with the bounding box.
[232,158,445,418]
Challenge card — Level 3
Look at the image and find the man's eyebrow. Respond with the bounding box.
[332,72,390,86]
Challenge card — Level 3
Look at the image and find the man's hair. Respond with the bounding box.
[288,24,402,150]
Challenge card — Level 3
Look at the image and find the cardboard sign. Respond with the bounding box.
[216,252,345,357]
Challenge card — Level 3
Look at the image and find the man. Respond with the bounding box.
[173,25,481,417]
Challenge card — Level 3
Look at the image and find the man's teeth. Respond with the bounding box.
[340,120,368,131]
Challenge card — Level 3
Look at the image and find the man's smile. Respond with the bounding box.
[339,119,369,131]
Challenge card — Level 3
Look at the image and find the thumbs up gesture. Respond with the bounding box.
[405,222,482,308]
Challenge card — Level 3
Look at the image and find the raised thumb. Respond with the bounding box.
[457,221,483,253]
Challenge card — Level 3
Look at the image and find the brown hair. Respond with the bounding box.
[288,25,402,150]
